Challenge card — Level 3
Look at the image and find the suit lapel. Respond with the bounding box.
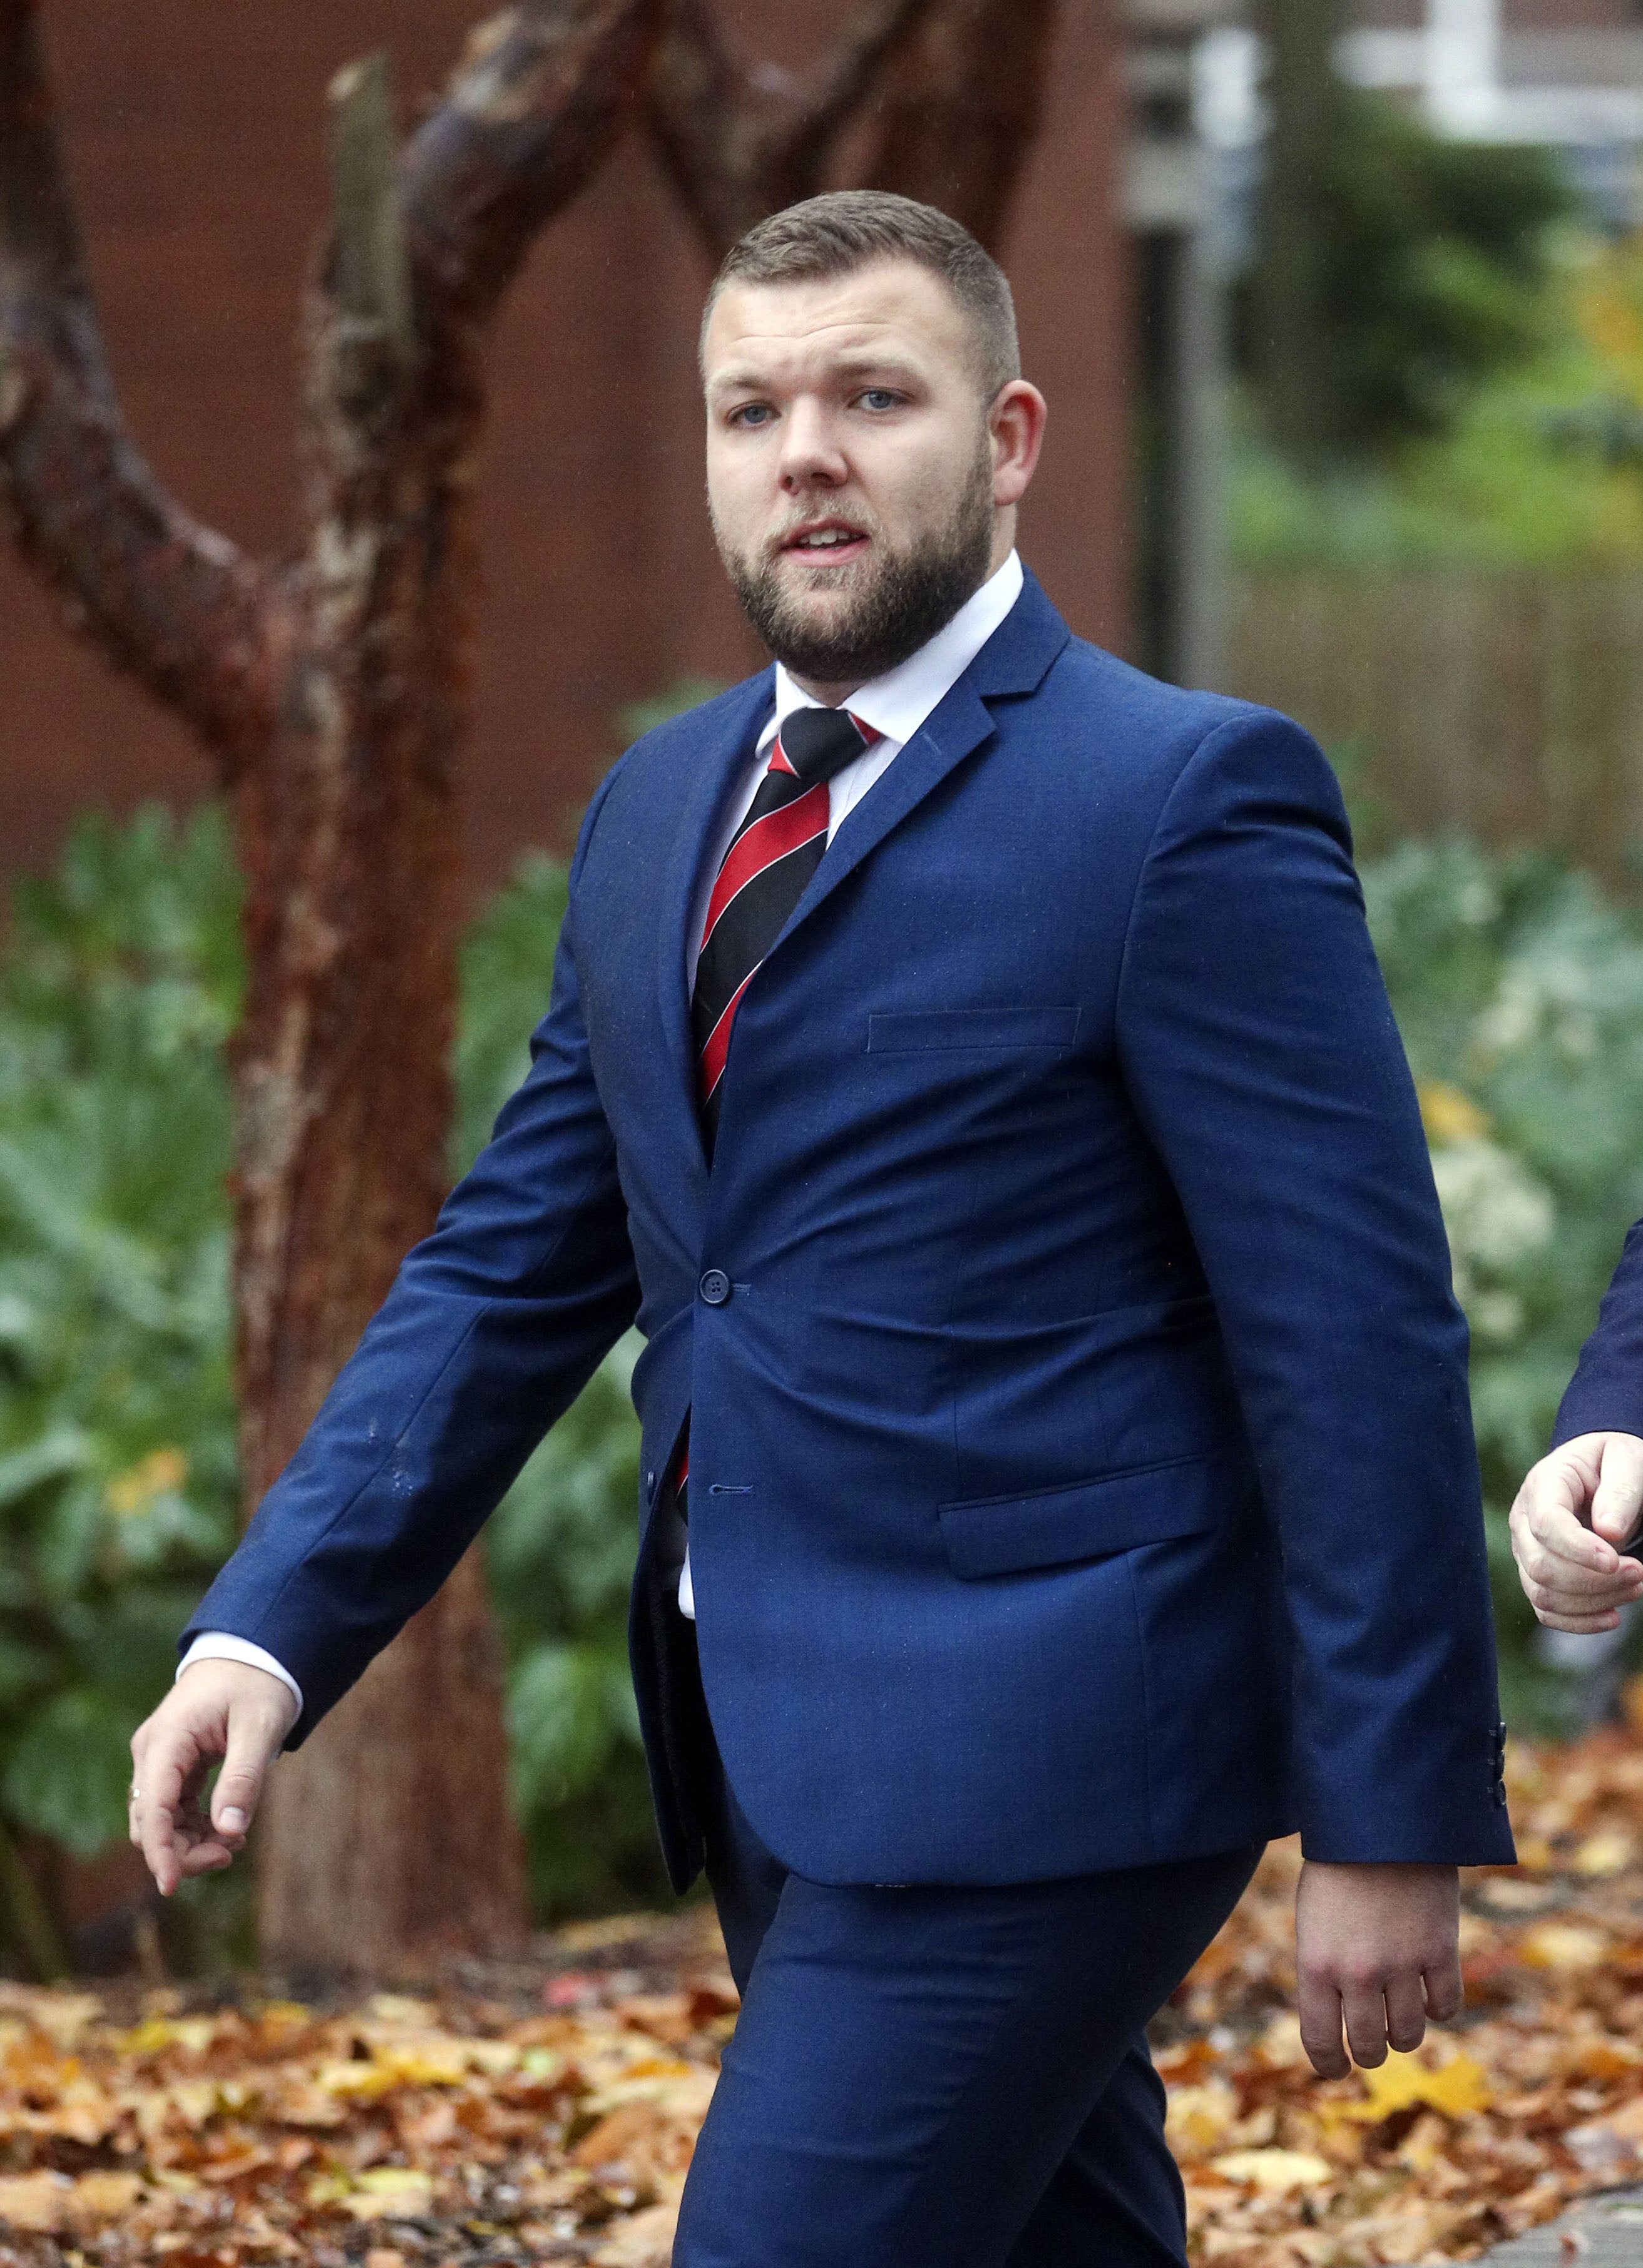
[645,574,1070,1156]
[771,570,1072,951]
[653,670,775,1142]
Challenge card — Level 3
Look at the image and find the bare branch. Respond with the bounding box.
[0,0,277,764]
[792,0,946,161]
[397,0,659,334]
[644,0,941,264]
[857,0,1058,250]
[329,55,415,376]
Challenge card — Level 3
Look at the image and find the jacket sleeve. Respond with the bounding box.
[180,777,640,1743]
[1552,1220,1643,1448]
[1115,711,1513,1864]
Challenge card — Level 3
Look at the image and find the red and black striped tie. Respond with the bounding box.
[692,705,879,1159]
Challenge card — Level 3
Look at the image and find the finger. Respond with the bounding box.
[174,1838,239,1877]
[211,1707,284,1842]
[1592,1434,1643,1551]
[1525,1578,1634,1633]
[1384,1970,1428,2056]
[1523,1571,1642,1613]
[128,1725,147,1847]
[1297,1970,1349,2081]
[136,1720,214,1899]
[1517,1443,1613,1536]
[1341,1979,1390,2070]
[1517,1495,1622,1578]
[1530,1605,1625,1633]
[1522,1569,1643,1623]
[1423,1947,1464,2028]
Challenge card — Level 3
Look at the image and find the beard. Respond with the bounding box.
[715,444,997,685]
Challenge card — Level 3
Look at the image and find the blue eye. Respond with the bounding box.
[859,389,901,411]
[729,403,775,429]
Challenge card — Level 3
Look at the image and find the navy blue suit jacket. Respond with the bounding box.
[185,574,1514,1887]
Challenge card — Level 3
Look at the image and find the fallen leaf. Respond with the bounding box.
[1518,1923,1610,1971]
[1165,2079,1239,2162]
[572,2098,667,2172]
[1209,2147,1333,2194]
[339,2167,436,2220]
[1343,2049,1493,2122]
[1573,1828,1635,1876]
[0,2170,69,2231]
[65,2170,143,2222]
[591,2199,682,2267]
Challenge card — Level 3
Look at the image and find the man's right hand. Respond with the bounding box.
[1509,1431,1643,1633]
[129,1661,299,1896]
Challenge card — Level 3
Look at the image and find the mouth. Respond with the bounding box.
[777,519,871,567]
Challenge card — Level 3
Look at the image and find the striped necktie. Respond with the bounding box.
[691,705,879,1159]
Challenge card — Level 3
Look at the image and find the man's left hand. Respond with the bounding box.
[1295,1860,1461,2078]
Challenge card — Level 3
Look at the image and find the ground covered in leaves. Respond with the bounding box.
[11,1731,1643,2264]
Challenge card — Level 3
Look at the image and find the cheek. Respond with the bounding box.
[707,446,774,545]
[859,441,968,534]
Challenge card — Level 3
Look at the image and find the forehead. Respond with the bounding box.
[702,260,971,391]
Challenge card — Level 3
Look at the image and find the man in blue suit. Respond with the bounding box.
[131,192,1513,2265]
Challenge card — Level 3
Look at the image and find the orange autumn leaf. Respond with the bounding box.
[17,1727,1643,2264]
[1340,2049,1493,2123]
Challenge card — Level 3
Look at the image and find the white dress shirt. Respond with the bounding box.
[180,551,1027,1696]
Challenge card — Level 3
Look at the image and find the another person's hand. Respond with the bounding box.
[1294,1860,1461,2078]
[1509,1432,1643,1633]
[128,1661,299,1896]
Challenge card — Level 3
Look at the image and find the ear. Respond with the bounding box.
[989,381,1048,508]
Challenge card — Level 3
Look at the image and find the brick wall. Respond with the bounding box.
[1,0,1130,894]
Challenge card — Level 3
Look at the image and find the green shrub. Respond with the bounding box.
[1363,840,1643,1721]
[0,808,245,1969]
[0,815,660,1957]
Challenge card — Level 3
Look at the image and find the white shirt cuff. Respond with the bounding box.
[178,1633,304,1717]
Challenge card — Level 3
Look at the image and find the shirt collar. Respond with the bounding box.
[759,550,1025,753]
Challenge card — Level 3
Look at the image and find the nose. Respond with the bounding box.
[777,398,848,492]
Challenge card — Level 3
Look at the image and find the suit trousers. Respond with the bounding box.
[666,1614,1261,2268]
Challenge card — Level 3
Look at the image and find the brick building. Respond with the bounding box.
[0,0,1130,893]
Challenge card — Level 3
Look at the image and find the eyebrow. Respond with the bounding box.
[708,352,927,399]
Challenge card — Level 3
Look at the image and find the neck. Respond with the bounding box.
[787,670,864,707]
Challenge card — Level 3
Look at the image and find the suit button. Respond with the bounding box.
[699,1269,730,1306]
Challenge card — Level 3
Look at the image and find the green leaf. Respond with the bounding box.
[0,1429,92,1509]
[2,1688,135,1856]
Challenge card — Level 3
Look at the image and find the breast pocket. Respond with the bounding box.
[868,1007,1080,1053]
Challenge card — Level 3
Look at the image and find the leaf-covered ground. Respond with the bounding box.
[9,1728,1643,2266]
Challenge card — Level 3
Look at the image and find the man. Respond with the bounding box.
[131,193,1513,2267]
[1508,1239,1643,1635]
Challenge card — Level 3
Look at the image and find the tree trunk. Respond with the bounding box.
[1,0,654,1976]
[235,19,655,1978]
[1254,0,1343,469]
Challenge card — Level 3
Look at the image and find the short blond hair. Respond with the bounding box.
[704,191,1021,401]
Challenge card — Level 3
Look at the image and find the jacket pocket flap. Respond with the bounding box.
[868,1006,1079,1052]
[938,1457,1221,1579]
